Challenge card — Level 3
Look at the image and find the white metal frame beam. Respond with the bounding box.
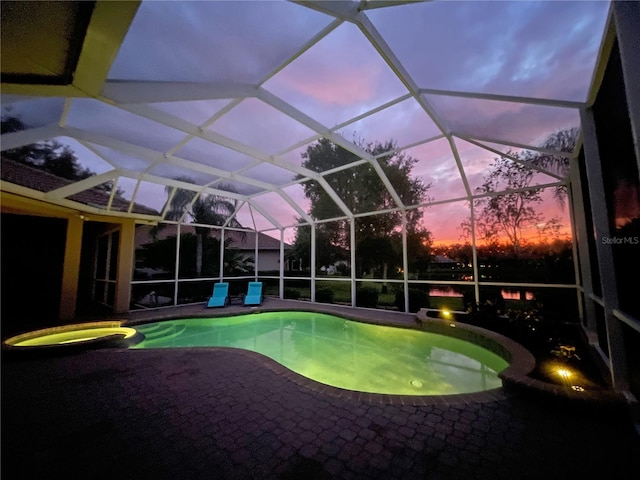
[0,124,67,150]
[102,81,259,104]
[45,170,120,200]
[418,87,586,109]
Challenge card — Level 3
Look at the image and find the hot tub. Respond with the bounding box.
[2,321,144,354]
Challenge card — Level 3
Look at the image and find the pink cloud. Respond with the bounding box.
[264,22,407,126]
[419,201,470,246]
[277,64,380,107]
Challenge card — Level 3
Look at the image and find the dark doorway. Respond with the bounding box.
[76,221,118,317]
[1,213,67,336]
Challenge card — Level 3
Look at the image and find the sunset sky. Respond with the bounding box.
[1,0,611,244]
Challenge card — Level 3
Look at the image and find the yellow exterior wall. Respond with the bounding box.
[59,216,84,320]
[115,219,135,313]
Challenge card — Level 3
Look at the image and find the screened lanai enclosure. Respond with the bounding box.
[1,1,639,398]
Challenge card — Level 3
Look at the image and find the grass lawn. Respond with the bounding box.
[281,279,469,311]
[276,278,536,314]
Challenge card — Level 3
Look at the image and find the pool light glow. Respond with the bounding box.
[555,367,573,379]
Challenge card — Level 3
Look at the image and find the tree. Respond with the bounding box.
[526,127,578,207]
[137,232,222,278]
[1,114,120,195]
[529,127,578,176]
[288,222,348,274]
[158,177,243,276]
[293,137,431,280]
[460,128,579,252]
[474,157,549,252]
[458,134,576,296]
[223,249,255,276]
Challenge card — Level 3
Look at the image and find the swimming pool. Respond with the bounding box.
[132,312,509,396]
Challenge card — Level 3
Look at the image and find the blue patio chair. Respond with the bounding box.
[207,282,229,308]
[243,281,263,306]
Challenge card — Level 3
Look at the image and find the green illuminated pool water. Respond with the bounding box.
[132,312,508,395]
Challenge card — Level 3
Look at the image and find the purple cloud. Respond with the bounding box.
[209,99,316,154]
[109,1,332,83]
[368,0,610,101]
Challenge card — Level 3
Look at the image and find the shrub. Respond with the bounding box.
[285,279,309,289]
[462,290,476,313]
[335,263,350,276]
[395,288,430,312]
[356,286,379,308]
[284,288,301,299]
[315,287,334,303]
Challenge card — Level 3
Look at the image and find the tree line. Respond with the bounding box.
[289,128,578,280]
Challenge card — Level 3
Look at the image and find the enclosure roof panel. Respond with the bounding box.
[1,0,612,229]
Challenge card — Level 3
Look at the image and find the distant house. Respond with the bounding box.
[319,260,349,275]
[213,229,290,273]
[426,254,466,280]
[134,224,291,274]
[432,255,463,267]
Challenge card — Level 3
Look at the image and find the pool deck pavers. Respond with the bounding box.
[3,300,640,479]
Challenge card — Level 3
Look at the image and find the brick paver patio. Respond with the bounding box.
[3,301,639,479]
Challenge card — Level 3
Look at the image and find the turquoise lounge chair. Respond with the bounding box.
[243,281,263,306]
[207,282,229,308]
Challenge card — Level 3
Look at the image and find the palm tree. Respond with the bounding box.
[529,127,579,208]
[158,177,242,276]
[222,248,255,275]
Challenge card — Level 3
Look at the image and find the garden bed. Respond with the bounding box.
[421,308,610,392]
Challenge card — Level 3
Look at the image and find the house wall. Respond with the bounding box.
[240,250,281,273]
